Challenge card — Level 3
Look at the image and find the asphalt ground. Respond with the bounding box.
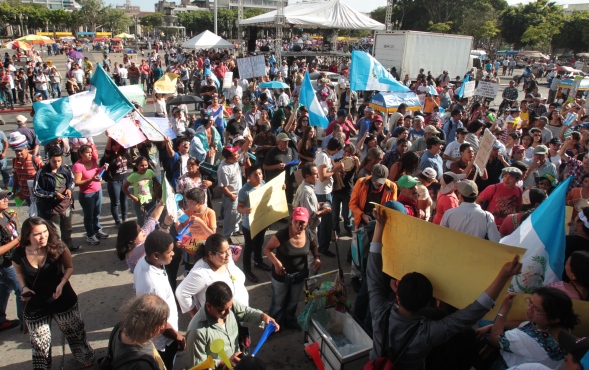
[0,47,551,370]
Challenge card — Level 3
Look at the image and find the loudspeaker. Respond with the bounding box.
[260,45,270,52]
[247,39,256,52]
[293,45,302,52]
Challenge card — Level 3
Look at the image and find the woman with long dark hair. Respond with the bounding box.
[100,137,130,226]
[297,126,318,163]
[388,151,420,182]
[12,217,94,369]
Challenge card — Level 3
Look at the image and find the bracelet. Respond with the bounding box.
[497,312,505,318]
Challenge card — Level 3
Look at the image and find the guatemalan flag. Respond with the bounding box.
[501,176,573,293]
[33,64,134,145]
[209,106,224,129]
[299,72,328,129]
[456,73,470,99]
[350,50,410,93]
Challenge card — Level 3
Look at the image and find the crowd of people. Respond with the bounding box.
[0,44,588,370]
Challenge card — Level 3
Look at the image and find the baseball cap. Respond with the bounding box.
[276,133,291,142]
[456,180,479,197]
[426,136,446,146]
[558,331,589,369]
[509,106,521,113]
[292,207,309,222]
[183,128,196,137]
[414,115,425,123]
[337,109,347,117]
[493,142,503,150]
[502,167,523,179]
[371,164,389,185]
[421,168,438,183]
[15,115,27,124]
[549,137,562,145]
[232,135,245,144]
[372,114,383,122]
[540,173,558,187]
[223,145,239,153]
[533,145,549,155]
[512,145,525,153]
[398,175,419,189]
[365,107,375,113]
[384,200,407,214]
[424,125,440,134]
[440,172,466,194]
[456,127,468,135]
[0,190,13,200]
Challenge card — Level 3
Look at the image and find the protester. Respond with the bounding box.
[100,137,130,226]
[264,207,320,330]
[0,190,22,332]
[12,217,94,369]
[350,164,397,228]
[133,231,185,370]
[432,172,465,225]
[218,146,242,240]
[9,131,43,206]
[548,251,589,300]
[186,281,279,367]
[123,156,160,227]
[476,167,523,227]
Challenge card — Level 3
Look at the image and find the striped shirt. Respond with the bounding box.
[12,154,42,198]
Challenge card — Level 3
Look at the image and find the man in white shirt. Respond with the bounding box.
[277,88,289,108]
[227,78,243,102]
[218,146,242,239]
[34,70,49,100]
[440,180,501,241]
[71,64,85,90]
[134,230,185,369]
[118,63,128,86]
[315,137,344,257]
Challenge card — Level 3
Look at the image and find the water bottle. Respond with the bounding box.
[7,175,13,190]
[564,112,577,126]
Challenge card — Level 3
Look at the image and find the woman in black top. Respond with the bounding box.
[100,137,130,225]
[264,207,321,330]
[12,217,94,369]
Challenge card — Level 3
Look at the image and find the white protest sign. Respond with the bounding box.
[236,55,266,79]
[137,116,177,141]
[473,129,495,175]
[462,81,476,98]
[223,71,233,89]
[475,81,500,99]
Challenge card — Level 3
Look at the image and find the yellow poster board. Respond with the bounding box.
[154,73,179,94]
[379,205,525,309]
[249,172,289,237]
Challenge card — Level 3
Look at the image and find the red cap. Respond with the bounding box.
[223,146,239,153]
[292,207,309,222]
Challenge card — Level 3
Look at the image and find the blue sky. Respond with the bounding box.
[106,0,588,13]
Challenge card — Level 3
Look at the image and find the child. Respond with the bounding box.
[122,156,159,226]
[175,188,216,272]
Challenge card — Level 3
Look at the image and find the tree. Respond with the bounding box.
[178,11,213,36]
[48,9,72,31]
[75,0,104,32]
[243,8,267,19]
[427,21,453,33]
[500,0,564,49]
[370,6,386,24]
[552,11,589,54]
[101,7,132,34]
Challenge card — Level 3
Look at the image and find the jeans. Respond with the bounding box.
[107,180,128,223]
[0,265,23,327]
[353,270,373,336]
[129,77,139,85]
[217,126,225,145]
[157,339,178,370]
[316,193,333,253]
[141,74,148,89]
[268,277,305,326]
[1,88,13,109]
[78,190,102,237]
[133,198,155,227]
[332,191,352,234]
[51,82,61,98]
[0,158,10,187]
[36,89,49,101]
[242,226,267,272]
[221,194,241,238]
[46,212,73,248]
[119,78,127,86]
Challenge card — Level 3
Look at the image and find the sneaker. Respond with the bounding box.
[96,229,109,239]
[87,235,100,245]
[254,261,272,271]
[244,270,259,283]
[69,245,82,252]
[320,250,336,258]
[0,320,19,332]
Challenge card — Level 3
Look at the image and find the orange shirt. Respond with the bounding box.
[178,207,216,251]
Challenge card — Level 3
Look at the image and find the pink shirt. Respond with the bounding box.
[72,160,102,194]
[433,192,459,225]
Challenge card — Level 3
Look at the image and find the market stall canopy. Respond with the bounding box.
[369,92,421,113]
[181,30,234,49]
[239,0,385,30]
[114,33,135,39]
[557,77,589,90]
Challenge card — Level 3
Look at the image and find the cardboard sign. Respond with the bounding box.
[473,129,495,175]
[106,117,147,148]
[222,71,233,89]
[236,55,266,79]
[475,81,499,99]
[462,81,476,98]
[137,116,176,141]
[248,172,289,237]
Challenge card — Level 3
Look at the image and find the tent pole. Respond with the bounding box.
[214,0,218,35]
[348,57,353,117]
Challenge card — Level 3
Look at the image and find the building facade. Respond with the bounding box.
[18,0,81,10]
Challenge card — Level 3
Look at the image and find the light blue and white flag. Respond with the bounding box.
[204,67,219,87]
[208,106,224,129]
[456,73,470,99]
[299,72,328,129]
[350,51,410,93]
[33,64,134,145]
[501,176,572,293]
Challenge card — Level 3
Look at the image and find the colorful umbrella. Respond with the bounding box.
[369,92,422,113]
[2,41,32,50]
[124,48,138,54]
[114,33,135,39]
[258,81,290,89]
[67,50,84,59]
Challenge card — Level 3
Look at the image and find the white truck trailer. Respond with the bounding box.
[373,30,474,80]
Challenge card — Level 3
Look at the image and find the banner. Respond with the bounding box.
[222,71,233,89]
[475,81,500,99]
[473,129,495,176]
[462,81,476,98]
[106,117,147,148]
[137,116,176,141]
[236,55,266,79]
[248,172,289,237]
[153,72,179,94]
[379,205,525,309]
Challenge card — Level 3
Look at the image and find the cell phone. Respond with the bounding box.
[21,291,33,298]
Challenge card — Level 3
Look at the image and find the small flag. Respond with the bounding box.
[350,51,410,93]
[162,175,179,222]
[299,72,328,129]
[501,177,572,293]
[456,74,470,99]
[32,64,134,145]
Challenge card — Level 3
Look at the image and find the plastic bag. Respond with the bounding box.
[298,296,330,331]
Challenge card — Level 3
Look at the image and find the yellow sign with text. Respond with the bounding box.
[249,172,289,237]
[379,205,525,309]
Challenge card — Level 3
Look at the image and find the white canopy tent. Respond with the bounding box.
[181,30,235,49]
[239,0,385,30]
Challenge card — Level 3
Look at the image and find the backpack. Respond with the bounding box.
[96,324,157,370]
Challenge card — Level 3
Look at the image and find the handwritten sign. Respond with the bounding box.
[462,81,476,98]
[475,81,499,99]
[106,117,147,148]
[473,129,495,176]
[236,55,266,80]
[223,71,233,89]
[137,116,177,141]
[248,171,289,237]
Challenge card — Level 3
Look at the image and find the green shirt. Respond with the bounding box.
[186,300,263,367]
[126,169,156,204]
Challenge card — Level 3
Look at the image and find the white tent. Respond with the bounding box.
[181,30,235,49]
[239,0,385,30]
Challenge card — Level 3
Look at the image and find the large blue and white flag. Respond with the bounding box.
[300,72,328,129]
[33,64,134,145]
[350,51,410,93]
[501,176,573,293]
[204,67,219,87]
[456,73,470,98]
[209,106,224,129]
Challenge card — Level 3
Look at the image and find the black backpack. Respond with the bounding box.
[96,324,157,370]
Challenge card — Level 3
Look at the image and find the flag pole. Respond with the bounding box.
[134,109,167,138]
[348,56,353,117]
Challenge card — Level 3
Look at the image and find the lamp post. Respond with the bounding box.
[393,20,402,30]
